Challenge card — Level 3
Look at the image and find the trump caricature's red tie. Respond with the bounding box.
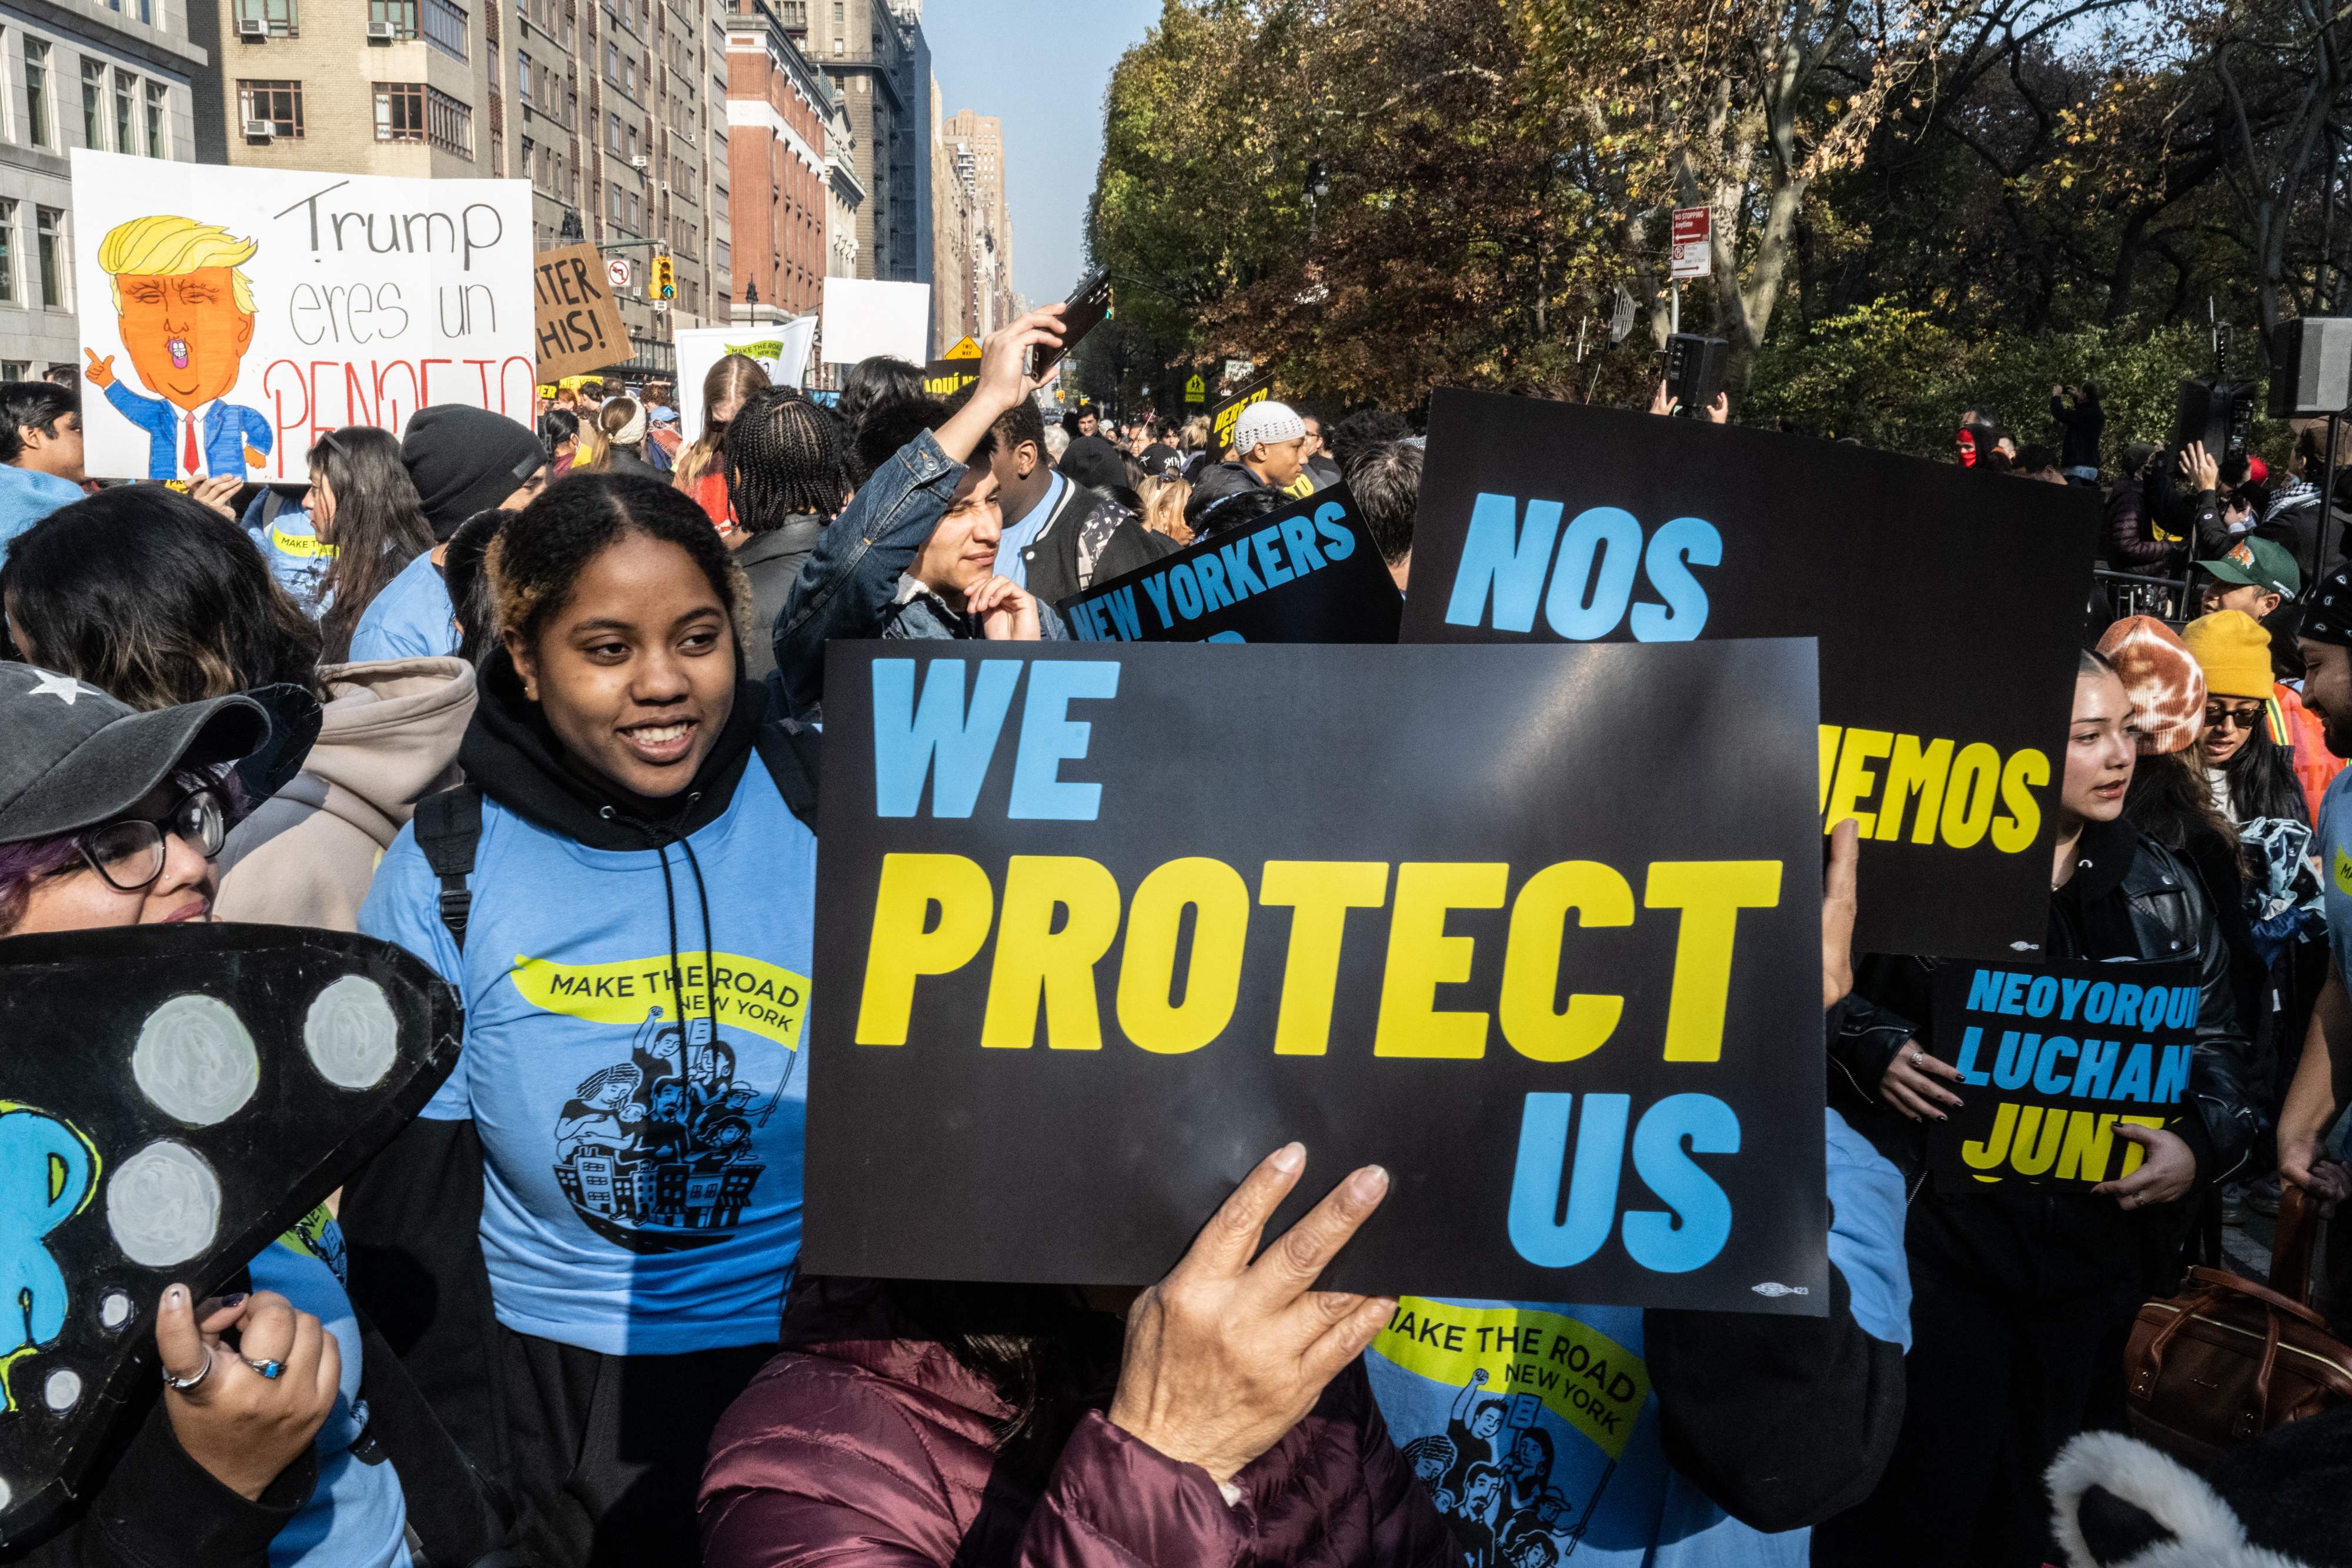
[182,412,199,477]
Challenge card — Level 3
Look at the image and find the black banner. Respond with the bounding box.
[1399,389,2096,958]
[1210,371,1274,453]
[806,639,1828,1312]
[1057,482,1402,644]
[1926,958,2200,1187]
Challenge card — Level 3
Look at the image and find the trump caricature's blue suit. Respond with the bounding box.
[104,382,272,480]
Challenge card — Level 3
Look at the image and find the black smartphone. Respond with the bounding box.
[1030,268,1112,378]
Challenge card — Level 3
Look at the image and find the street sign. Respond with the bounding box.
[1185,373,1205,404]
[942,335,981,360]
[607,257,632,290]
[1671,206,1711,280]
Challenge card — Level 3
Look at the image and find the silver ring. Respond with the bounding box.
[161,1345,213,1392]
[242,1356,284,1380]
[1911,1048,1926,1066]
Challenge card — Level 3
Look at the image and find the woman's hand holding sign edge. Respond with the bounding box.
[1108,1144,1394,1486]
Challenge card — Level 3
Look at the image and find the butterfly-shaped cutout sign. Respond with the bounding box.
[0,922,458,1544]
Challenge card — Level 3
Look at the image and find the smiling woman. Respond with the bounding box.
[349,472,826,1566]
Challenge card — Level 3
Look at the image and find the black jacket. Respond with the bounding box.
[2050,393,2104,473]
[736,516,827,685]
[1832,815,2257,1189]
[599,446,664,482]
[1014,478,1171,606]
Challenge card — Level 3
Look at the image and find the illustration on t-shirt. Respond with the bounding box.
[1372,1298,1652,1566]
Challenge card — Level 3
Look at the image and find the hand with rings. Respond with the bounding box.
[154,1283,339,1500]
[1879,1038,1967,1122]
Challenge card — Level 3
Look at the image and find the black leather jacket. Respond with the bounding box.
[1832,815,2257,1188]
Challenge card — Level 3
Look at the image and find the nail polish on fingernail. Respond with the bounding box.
[218,1293,247,1308]
[165,1286,185,1308]
[1270,1142,1305,1172]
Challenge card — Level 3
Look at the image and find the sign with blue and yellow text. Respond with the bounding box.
[1401,390,2095,957]
[803,640,1827,1310]
[1927,958,2199,1187]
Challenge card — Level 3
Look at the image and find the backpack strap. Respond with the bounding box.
[413,784,485,952]
[752,723,821,833]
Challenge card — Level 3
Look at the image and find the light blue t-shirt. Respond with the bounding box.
[997,470,1065,591]
[359,765,816,1355]
[0,465,83,559]
[2319,768,2352,988]
[246,1205,412,1568]
[242,493,335,617]
[349,549,457,663]
[1363,1109,1910,1568]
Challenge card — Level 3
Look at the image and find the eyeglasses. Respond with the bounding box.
[70,787,227,892]
[2204,703,2267,734]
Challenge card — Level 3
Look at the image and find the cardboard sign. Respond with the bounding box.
[820,277,930,366]
[1401,390,2094,958]
[0,924,459,1545]
[1671,206,1711,280]
[1926,959,2200,1188]
[1210,372,1274,453]
[69,151,534,482]
[533,242,630,382]
[1057,482,1402,644]
[674,318,816,440]
[804,639,1828,1310]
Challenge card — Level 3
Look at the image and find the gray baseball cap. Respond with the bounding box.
[0,663,270,844]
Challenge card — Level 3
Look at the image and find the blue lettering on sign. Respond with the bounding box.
[871,658,1120,820]
[2,1105,99,1413]
[1442,491,1718,641]
[1505,1092,1736,1273]
[1066,498,1376,641]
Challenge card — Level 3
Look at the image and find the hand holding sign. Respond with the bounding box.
[1108,1144,1396,1485]
[2091,1124,2196,1210]
[157,1285,338,1501]
[1880,1041,1966,1123]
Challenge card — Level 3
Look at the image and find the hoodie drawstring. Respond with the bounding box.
[603,794,719,1045]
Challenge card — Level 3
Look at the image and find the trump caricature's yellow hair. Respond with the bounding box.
[96,215,258,314]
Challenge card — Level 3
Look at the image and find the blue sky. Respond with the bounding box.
[922,0,1165,306]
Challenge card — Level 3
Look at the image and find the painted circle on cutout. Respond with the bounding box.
[99,1292,131,1330]
[42,1369,81,1412]
[303,975,398,1089]
[106,1141,220,1267]
[132,995,258,1126]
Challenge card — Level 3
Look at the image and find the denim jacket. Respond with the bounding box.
[769,429,1065,723]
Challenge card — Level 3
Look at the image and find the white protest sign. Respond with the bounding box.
[819,278,930,366]
[69,151,534,482]
[674,316,817,442]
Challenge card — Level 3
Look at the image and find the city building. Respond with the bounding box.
[189,0,732,380]
[927,75,970,349]
[937,106,1015,335]
[823,84,858,280]
[784,0,925,289]
[723,0,835,322]
[0,0,206,379]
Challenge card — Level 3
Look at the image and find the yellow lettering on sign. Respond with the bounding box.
[1643,861,1782,1062]
[1260,861,1390,1057]
[1372,1297,1651,1462]
[1818,726,2049,853]
[510,951,808,1049]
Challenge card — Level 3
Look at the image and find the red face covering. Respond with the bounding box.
[1955,429,1979,467]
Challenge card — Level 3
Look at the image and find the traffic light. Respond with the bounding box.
[649,255,675,302]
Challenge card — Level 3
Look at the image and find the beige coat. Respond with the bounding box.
[216,657,476,930]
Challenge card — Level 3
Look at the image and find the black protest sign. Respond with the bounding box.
[1400,389,2096,958]
[1057,483,1402,644]
[1210,372,1274,452]
[0,924,458,1546]
[532,242,630,382]
[1925,958,2200,1188]
[805,639,1827,1312]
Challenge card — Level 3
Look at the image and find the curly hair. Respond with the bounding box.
[726,386,854,529]
[486,473,752,665]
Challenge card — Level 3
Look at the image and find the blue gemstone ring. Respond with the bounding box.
[243,1356,285,1380]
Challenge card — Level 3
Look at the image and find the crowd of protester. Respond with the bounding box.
[2,307,2350,1568]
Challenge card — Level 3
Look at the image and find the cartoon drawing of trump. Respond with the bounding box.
[83,215,273,481]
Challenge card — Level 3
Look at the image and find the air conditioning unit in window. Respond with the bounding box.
[629,154,649,169]
[242,119,276,138]
[366,20,395,40]
[236,17,268,37]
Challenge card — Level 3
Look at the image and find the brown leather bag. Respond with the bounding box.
[2123,1185,2352,1465]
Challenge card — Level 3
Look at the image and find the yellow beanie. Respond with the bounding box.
[2181,610,2273,699]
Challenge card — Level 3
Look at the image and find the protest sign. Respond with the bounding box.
[1926,959,2200,1187]
[69,151,533,483]
[923,336,981,397]
[820,277,930,365]
[674,317,816,440]
[1210,371,1274,453]
[532,242,630,382]
[804,638,1827,1310]
[0,923,459,1546]
[1057,482,1402,644]
[1401,390,2095,958]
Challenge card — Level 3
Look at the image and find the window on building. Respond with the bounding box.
[235,0,299,37]
[238,79,302,136]
[81,58,104,148]
[0,201,17,306]
[35,206,65,308]
[0,362,23,381]
[515,49,530,105]
[831,36,843,55]
[144,81,164,155]
[370,0,419,37]
[425,85,472,155]
[374,81,423,141]
[113,70,133,153]
[422,0,467,61]
[24,39,53,149]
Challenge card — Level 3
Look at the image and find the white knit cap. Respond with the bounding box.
[1231,400,1305,456]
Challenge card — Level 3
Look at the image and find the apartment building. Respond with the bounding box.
[723,0,833,320]
[784,0,924,287]
[927,75,967,348]
[938,106,1013,332]
[0,0,205,377]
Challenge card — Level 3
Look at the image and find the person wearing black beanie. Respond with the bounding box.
[346,407,549,661]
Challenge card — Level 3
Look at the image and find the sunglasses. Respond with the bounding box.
[65,787,228,893]
[2204,703,2267,734]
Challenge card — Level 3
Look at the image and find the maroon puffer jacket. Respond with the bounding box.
[698,1279,1458,1568]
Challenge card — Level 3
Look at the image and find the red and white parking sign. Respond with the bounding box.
[1671,205,1711,280]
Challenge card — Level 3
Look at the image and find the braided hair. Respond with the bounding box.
[726,386,854,530]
